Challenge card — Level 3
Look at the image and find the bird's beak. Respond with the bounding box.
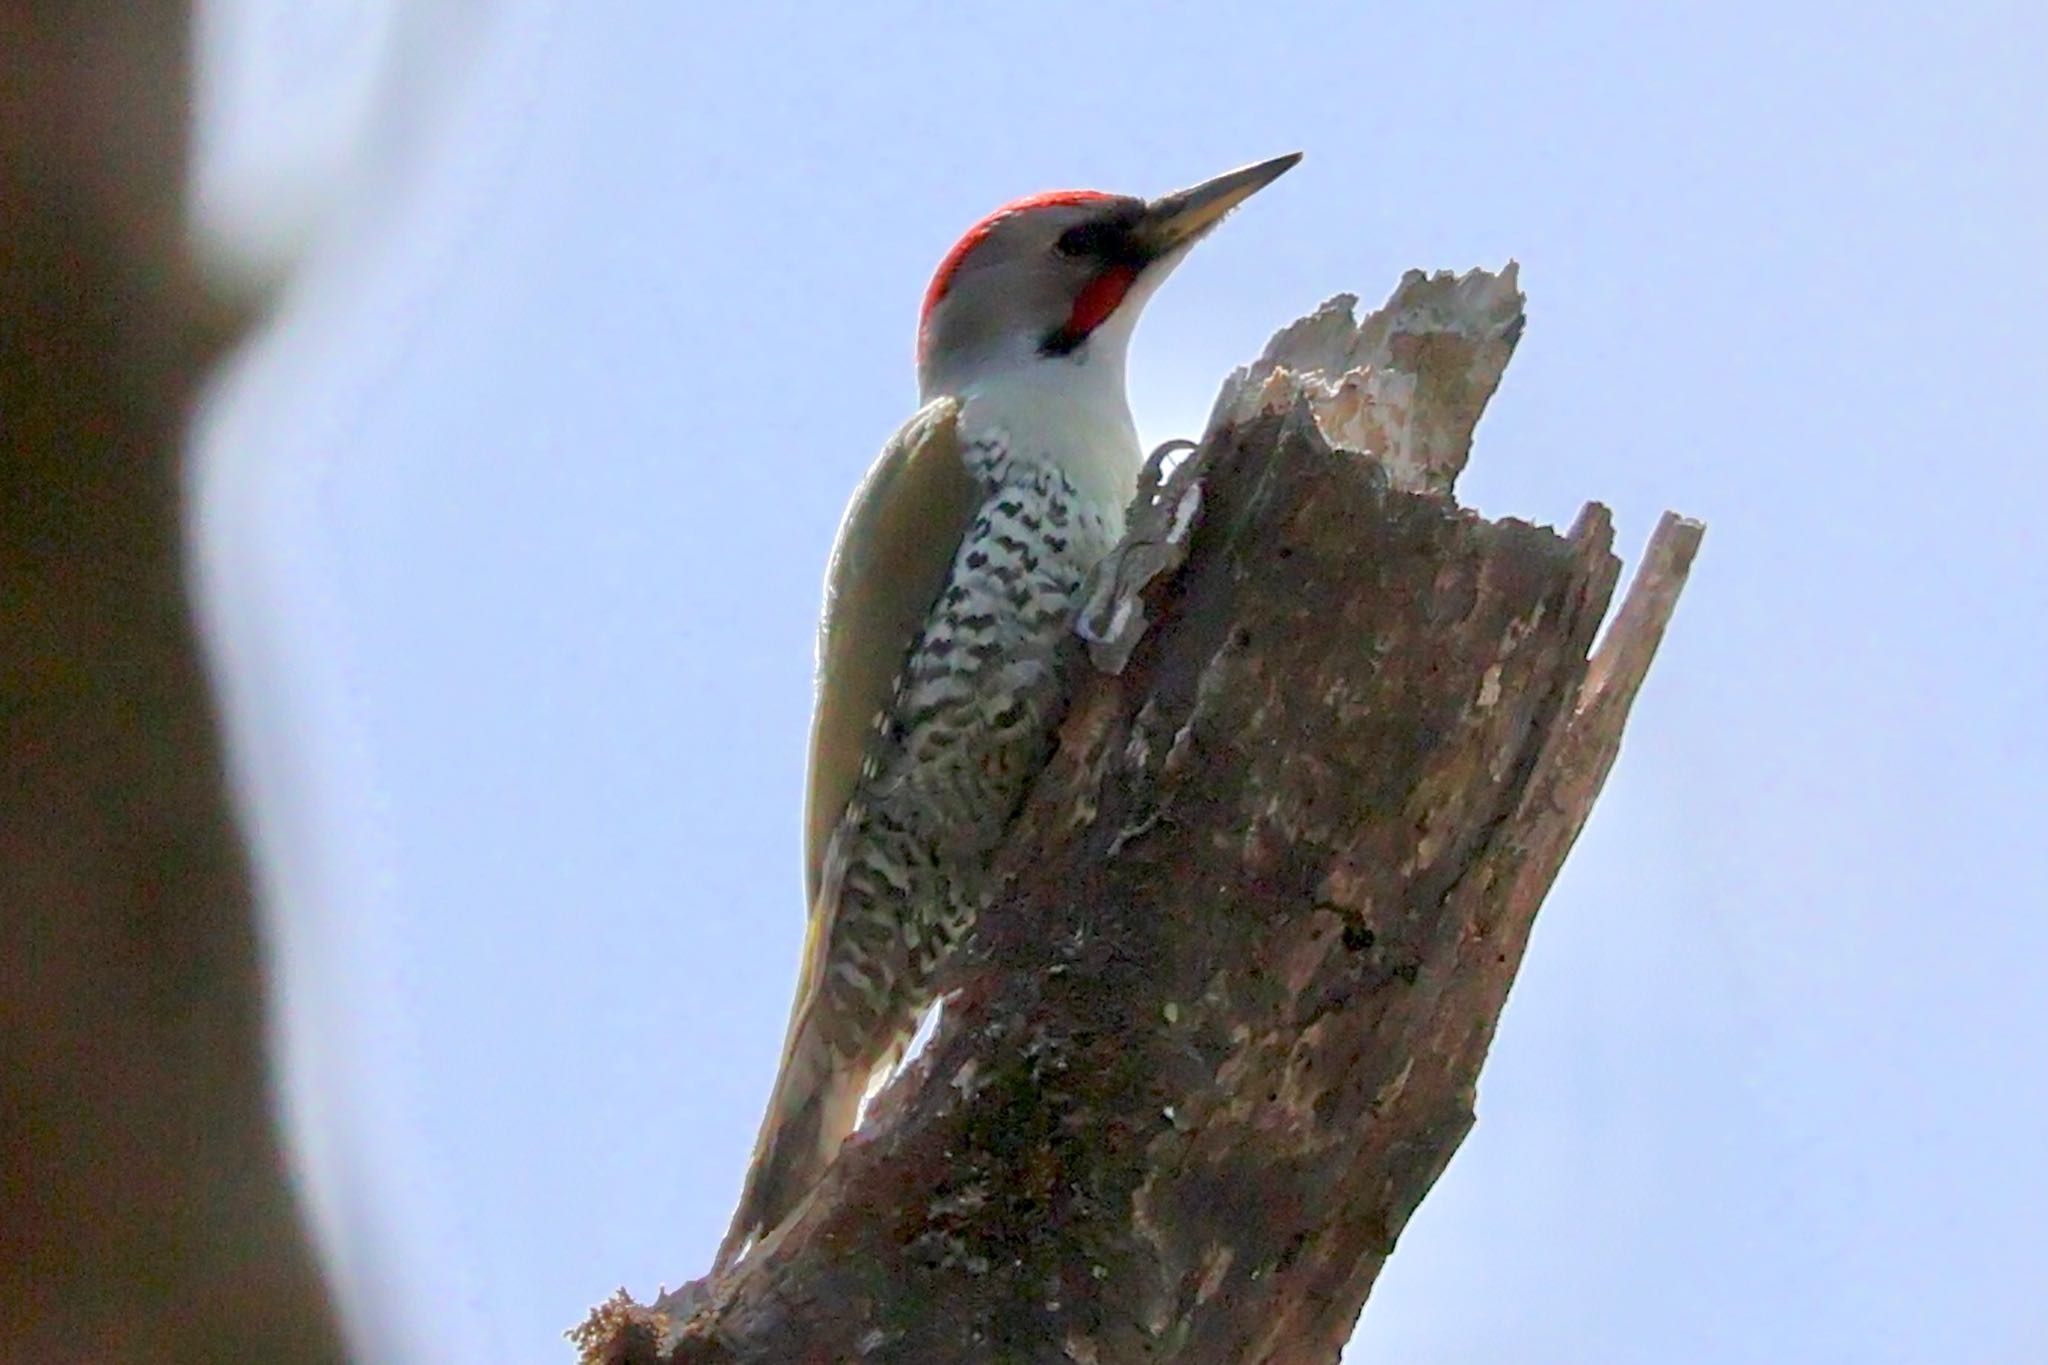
[1135,152,1302,258]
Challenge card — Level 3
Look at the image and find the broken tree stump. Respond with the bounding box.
[579,265,1702,1363]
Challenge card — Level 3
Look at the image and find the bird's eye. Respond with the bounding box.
[1055,223,1105,258]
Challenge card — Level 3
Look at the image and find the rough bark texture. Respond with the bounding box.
[582,269,1700,1363]
[1,4,345,1359]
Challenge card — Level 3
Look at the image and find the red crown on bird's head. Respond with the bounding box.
[918,190,1112,360]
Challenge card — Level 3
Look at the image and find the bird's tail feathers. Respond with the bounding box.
[713,1000,869,1271]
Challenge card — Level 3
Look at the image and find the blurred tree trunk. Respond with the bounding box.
[1,3,345,1359]
[582,274,1701,1363]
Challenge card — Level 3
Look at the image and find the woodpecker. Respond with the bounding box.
[718,153,1300,1267]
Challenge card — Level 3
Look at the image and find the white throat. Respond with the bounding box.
[951,353,1142,523]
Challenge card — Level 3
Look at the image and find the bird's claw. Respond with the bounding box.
[1075,435,1216,674]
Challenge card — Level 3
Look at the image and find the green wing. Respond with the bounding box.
[804,397,975,910]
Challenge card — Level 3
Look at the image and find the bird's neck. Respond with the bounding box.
[947,356,1143,519]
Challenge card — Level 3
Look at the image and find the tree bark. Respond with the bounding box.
[1,4,345,1359]
[581,269,1701,1363]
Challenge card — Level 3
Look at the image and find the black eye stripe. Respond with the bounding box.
[1054,214,1147,264]
[1055,223,1114,257]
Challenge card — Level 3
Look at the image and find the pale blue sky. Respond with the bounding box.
[193,2,2045,1360]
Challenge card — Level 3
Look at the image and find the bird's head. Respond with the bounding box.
[916,153,1300,400]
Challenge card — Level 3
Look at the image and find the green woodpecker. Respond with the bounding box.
[718,153,1300,1267]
